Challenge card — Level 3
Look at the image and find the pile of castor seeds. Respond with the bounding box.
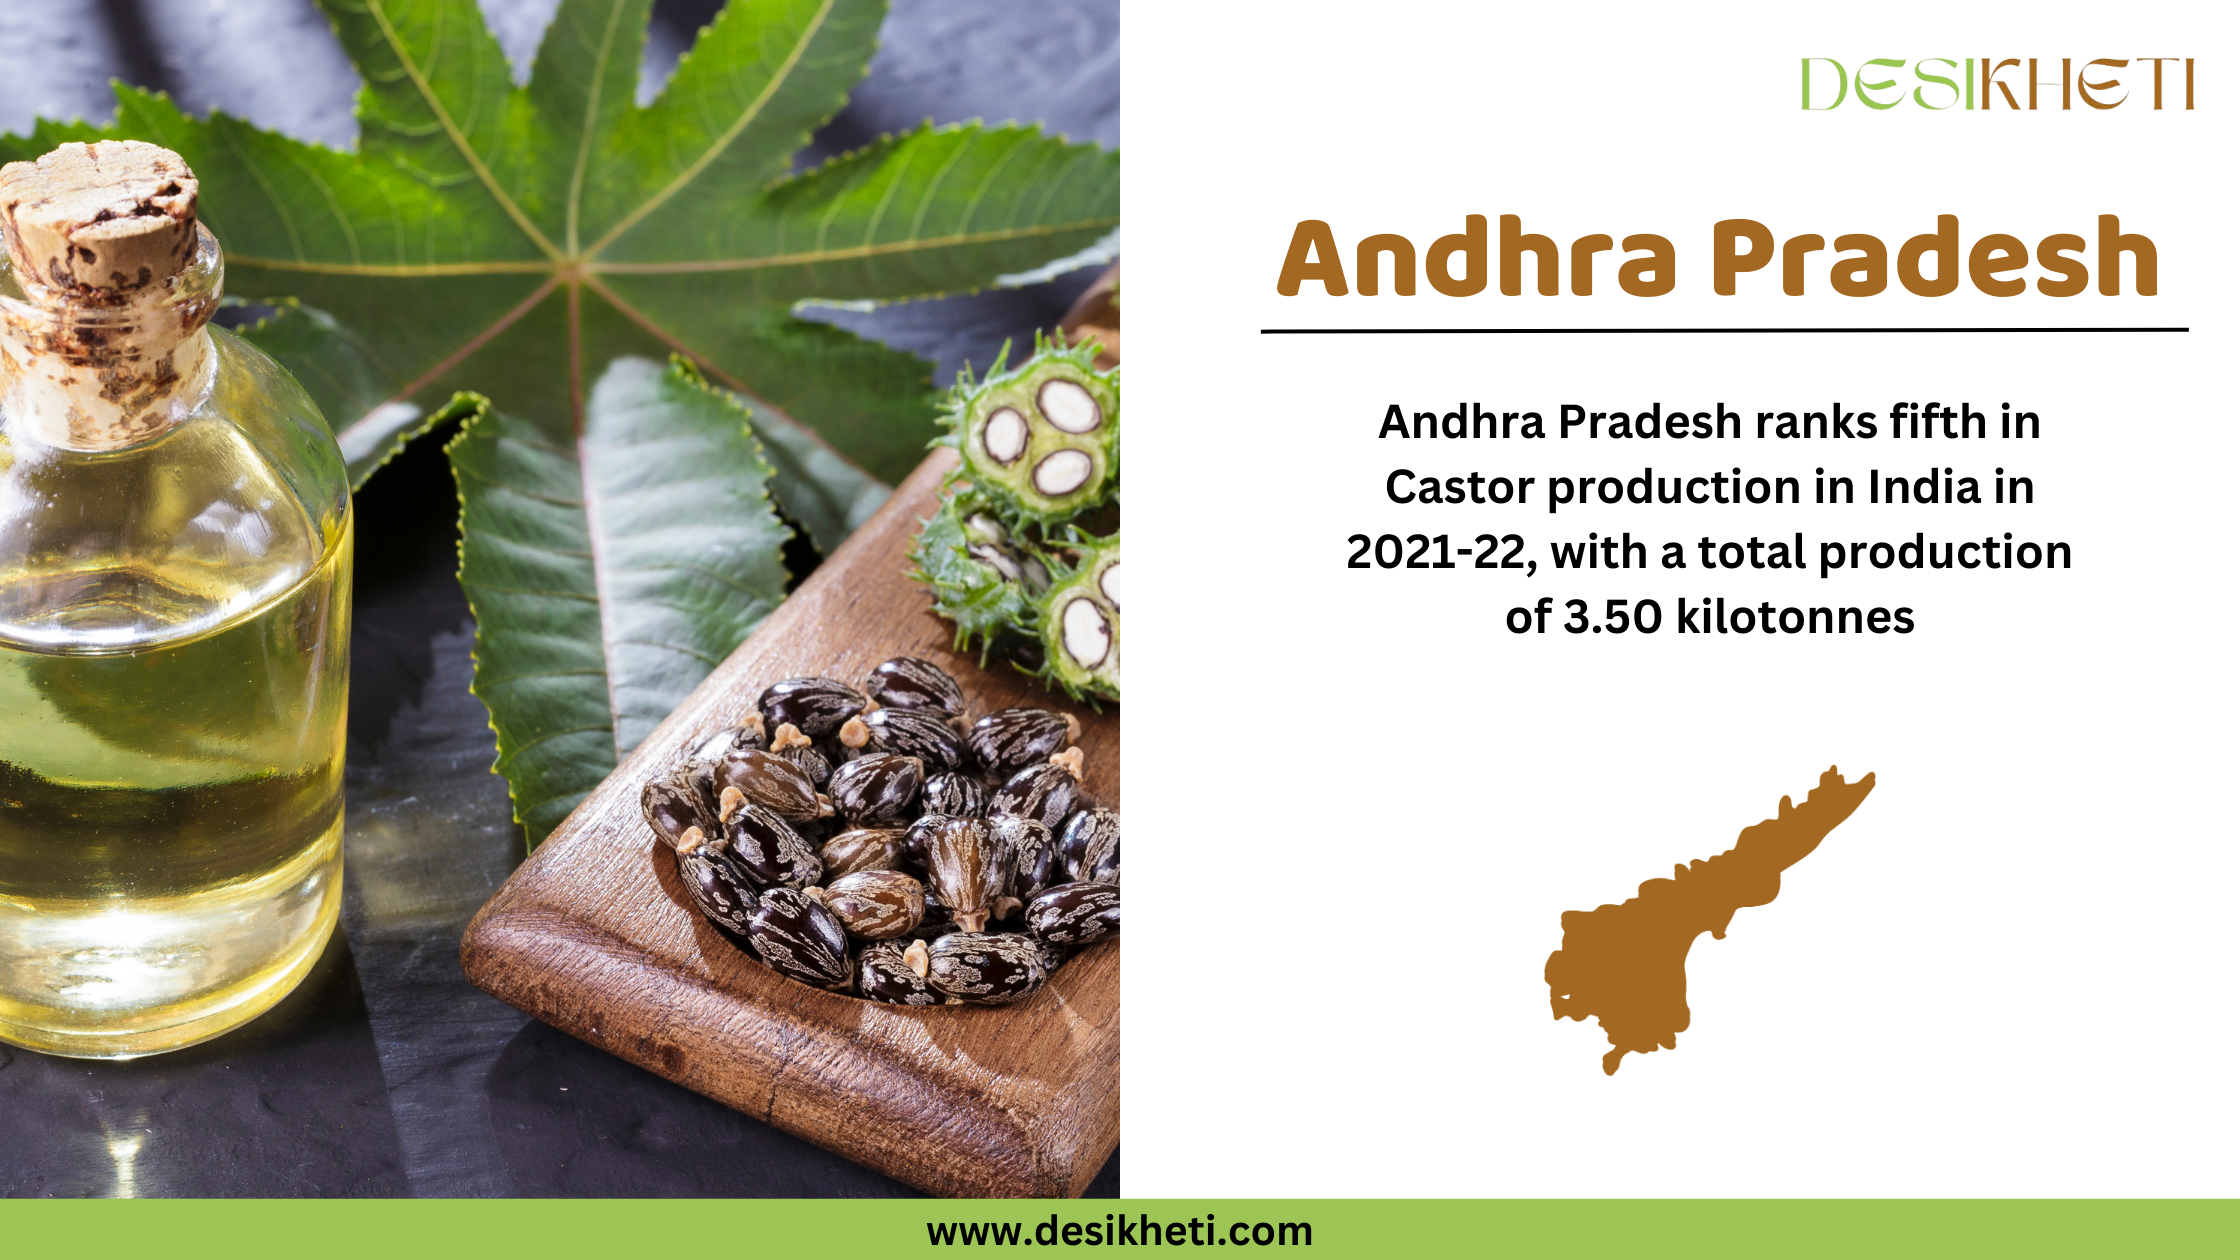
[640,656,1118,1005]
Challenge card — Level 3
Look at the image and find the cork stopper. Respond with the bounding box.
[0,141,218,451]
[0,141,199,296]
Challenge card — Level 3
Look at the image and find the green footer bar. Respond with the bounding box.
[2,1199,2232,1258]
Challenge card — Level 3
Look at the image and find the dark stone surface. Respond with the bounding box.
[0,934,410,1198]
[0,0,1117,1199]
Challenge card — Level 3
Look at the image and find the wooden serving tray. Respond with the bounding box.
[460,447,1118,1198]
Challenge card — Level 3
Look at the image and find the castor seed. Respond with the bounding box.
[988,814,1058,903]
[863,656,966,717]
[842,707,965,769]
[1026,882,1119,946]
[926,932,1047,1005]
[771,727,833,788]
[990,761,1083,831]
[820,827,906,879]
[901,813,948,871]
[722,798,822,889]
[923,771,986,818]
[1060,808,1120,885]
[967,707,1080,778]
[915,887,959,941]
[641,772,716,850]
[744,887,851,989]
[714,748,830,824]
[858,941,940,1005]
[757,677,867,738]
[683,722,764,798]
[673,827,759,934]
[822,870,927,940]
[923,816,1016,933]
[829,752,925,826]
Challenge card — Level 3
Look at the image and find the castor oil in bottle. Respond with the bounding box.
[0,142,351,1058]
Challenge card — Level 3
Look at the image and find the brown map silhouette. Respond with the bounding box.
[1546,766,1876,1075]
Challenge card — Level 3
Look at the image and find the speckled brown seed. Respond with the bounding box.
[744,887,851,989]
[828,752,925,826]
[926,931,1047,1005]
[756,677,867,738]
[1059,807,1120,885]
[863,656,967,717]
[714,748,831,824]
[640,772,716,850]
[721,798,822,889]
[989,814,1058,903]
[844,706,966,769]
[820,827,906,879]
[922,771,986,818]
[777,741,834,789]
[673,829,759,934]
[990,761,1083,831]
[821,870,926,940]
[1025,882,1119,946]
[923,816,1017,933]
[857,941,941,1005]
[966,707,1080,778]
[683,722,765,799]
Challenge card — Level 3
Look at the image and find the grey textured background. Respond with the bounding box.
[0,0,1117,1199]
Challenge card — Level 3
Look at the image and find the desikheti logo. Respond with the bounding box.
[1802,58,2193,110]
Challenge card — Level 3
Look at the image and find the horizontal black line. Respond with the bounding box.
[1260,326,2188,335]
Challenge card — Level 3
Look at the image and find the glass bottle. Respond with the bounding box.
[0,141,350,1058]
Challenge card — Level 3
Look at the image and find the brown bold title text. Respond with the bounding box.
[1276,215,2158,298]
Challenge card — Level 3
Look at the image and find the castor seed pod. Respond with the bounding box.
[1059,808,1120,886]
[940,331,1119,526]
[1033,531,1120,703]
[926,932,1047,1005]
[989,814,1058,903]
[922,771,986,818]
[924,816,1017,934]
[863,656,967,717]
[1026,882,1119,946]
[641,772,717,850]
[714,749,830,824]
[823,870,927,940]
[829,752,925,826]
[991,761,1083,832]
[673,828,759,934]
[821,827,906,879]
[967,707,1080,778]
[744,887,852,990]
[722,798,822,889]
[757,677,866,739]
[858,941,941,1005]
[845,707,966,769]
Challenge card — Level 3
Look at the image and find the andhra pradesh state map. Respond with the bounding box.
[1546,767,1877,1075]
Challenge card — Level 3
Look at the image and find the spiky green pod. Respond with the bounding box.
[1030,532,1120,703]
[908,491,1051,658]
[940,331,1119,526]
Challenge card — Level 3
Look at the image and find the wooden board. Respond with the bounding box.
[459,447,1118,1199]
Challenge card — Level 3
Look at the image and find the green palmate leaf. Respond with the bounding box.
[0,0,1119,499]
[450,356,791,843]
[0,0,1116,841]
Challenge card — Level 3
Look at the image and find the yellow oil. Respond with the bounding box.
[0,401,351,1059]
